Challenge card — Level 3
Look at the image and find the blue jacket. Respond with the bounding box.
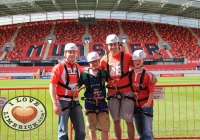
[79,69,108,110]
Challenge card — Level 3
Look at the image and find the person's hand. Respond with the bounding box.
[142,102,151,108]
[53,103,61,116]
[151,74,157,85]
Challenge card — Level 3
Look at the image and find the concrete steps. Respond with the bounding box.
[187,27,200,47]
[117,20,129,52]
[43,20,57,60]
[151,22,173,58]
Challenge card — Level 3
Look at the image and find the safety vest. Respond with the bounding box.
[57,61,80,98]
[129,69,149,107]
[106,51,130,91]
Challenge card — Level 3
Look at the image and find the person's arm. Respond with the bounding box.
[150,73,157,85]
[100,56,106,70]
[49,83,61,116]
[142,91,154,108]
[142,75,155,108]
[77,65,85,89]
[78,74,84,88]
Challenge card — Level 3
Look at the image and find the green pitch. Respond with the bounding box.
[0,76,200,140]
[0,77,199,88]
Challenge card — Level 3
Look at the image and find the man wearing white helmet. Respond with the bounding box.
[79,52,110,140]
[49,43,85,140]
[100,34,135,140]
[129,50,155,140]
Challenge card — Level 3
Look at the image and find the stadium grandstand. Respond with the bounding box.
[0,0,200,140]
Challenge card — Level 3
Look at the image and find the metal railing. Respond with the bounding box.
[0,84,200,140]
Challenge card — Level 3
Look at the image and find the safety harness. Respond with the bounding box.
[57,61,79,90]
[106,51,134,101]
[129,68,153,117]
[57,61,82,111]
[81,68,108,115]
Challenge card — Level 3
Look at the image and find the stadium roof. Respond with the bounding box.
[1,0,200,27]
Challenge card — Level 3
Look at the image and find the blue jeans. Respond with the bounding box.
[57,100,86,140]
[134,106,154,140]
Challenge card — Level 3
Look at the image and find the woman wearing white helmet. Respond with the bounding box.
[49,43,85,140]
[129,50,155,140]
[100,34,135,140]
[79,52,110,140]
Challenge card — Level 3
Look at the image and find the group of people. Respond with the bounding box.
[49,34,157,140]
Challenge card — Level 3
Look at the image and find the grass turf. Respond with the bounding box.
[0,76,200,139]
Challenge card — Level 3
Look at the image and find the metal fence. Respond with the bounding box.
[0,84,200,140]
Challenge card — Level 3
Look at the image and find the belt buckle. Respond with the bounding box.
[94,94,99,98]
[116,91,122,100]
[137,107,142,113]
[62,106,69,112]
[112,78,119,85]
[133,92,138,95]
[113,81,118,85]
[70,100,76,108]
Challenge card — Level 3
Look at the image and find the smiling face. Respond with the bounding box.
[89,59,100,71]
[107,42,119,56]
[64,50,77,63]
[133,58,144,69]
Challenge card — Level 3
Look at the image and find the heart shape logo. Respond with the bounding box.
[12,106,38,124]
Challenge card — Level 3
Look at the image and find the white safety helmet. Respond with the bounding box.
[132,50,146,60]
[64,43,78,51]
[106,34,119,44]
[87,52,100,62]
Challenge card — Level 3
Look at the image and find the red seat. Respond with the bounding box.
[154,23,200,60]
[89,19,119,42]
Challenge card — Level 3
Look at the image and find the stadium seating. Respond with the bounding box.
[154,23,200,60]
[1,19,200,61]
[54,19,85,42]
[0,24,18,56]
[126,42,170,58]
[88,42,127,57]
[15,21,52,44]
[4,42,47,60]
[88,19,119,42]
[87,19,120,57]
[121,20,158,42]
[47,42,85,59]
[191,28,200,39]
[120,20,170,58]
[4,21,52,60]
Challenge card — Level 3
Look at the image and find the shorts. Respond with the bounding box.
[85,109,110,132]
[108,91,134,122]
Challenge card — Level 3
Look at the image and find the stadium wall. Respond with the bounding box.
[145,63,197,70]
